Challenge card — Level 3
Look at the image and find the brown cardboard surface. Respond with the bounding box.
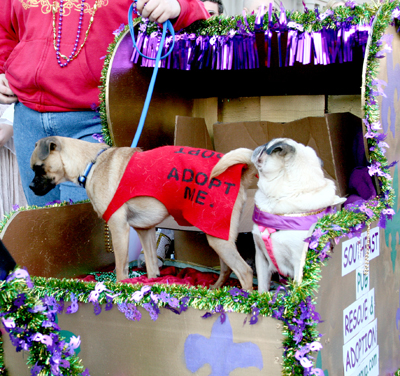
[0,203,115,278]
[316,223,400,375]
[3,307,283,376]
[174,230,221,267]
[173,115,213,150]
[212,113,363,196]
[174,231,256,269]
[327,95,362,118]
[259,95,325,122]
[218,95,326,124]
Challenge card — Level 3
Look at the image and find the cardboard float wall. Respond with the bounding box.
[316,223,400,375]
[316,25,400,375]
[0,203,115,279]
[3,219,399,375]
[2,307,283,375]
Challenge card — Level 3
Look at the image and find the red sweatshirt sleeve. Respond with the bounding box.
[173,0,209,31]
[0,1,19,74]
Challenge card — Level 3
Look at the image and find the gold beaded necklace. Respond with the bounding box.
[52,0,99,67]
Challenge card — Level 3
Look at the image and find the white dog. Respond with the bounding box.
[251,138,345,292]
[211,138,344,293]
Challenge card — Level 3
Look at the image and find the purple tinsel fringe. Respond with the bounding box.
[130,6,372,70]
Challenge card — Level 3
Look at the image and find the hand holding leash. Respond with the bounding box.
[136,0,181,24]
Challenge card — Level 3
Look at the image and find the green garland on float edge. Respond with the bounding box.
[1,2,399,375]
[0,275,87,376]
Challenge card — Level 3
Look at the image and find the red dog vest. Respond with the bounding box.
[103,146,245,240]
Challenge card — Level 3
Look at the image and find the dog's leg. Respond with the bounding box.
[206,184,252,290]
[135,227,160,279]
[210,258,232,290]
[294,225,316,285]
[206,236,253,291]
[252,226,273,293]
[107,215,130,282]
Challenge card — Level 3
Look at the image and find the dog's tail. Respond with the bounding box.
[211,148,257,185]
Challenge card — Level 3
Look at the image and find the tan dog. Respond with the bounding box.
[30,137,256,290]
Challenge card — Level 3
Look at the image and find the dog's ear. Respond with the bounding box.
[36,137,61,161]
[266,141,295,157]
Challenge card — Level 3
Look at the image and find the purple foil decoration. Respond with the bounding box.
[228,287,250,302]
[306,228,328,250]
[129,8,371,72]
[31,363,44,376]
[93,302,102,316]
[118,303,142,321]
[269,286,288,305]
[105,295,113,311]
[143,301,160,321]
[67,336,81,353]
[2,317,16,330]
[14,293,26,308]
[88,282,109,303]
[249,307,260,325]
[113,23,125,38]
[31,333,53,347]
[295,341,324,374]
[392,8,400,19]
[66,293,79,315]
[6,268,33,288]
[131,285,152,302]
[92,133,104,143]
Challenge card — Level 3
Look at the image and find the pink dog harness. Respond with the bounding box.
[253,206,332,275]
[103,146,245,240]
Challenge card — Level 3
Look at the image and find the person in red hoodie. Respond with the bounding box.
[0,0,209,206]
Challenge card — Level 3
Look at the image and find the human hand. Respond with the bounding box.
[136,0,181,24]
[0,123,13,148]
[0,74,18,104]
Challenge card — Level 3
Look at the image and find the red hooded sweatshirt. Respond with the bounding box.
[0,0,208,112]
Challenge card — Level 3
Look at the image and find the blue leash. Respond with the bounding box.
[128,4,175,148]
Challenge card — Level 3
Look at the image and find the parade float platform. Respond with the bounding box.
[1,4,400,376]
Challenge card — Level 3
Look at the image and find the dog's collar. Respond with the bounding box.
[253,205,333,231]
[78,148,108,188]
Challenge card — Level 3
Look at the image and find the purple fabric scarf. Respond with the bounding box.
[252,206,332,231]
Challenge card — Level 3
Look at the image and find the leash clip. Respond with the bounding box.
[78,148,108,188]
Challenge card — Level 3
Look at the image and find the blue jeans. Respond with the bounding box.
[13,102,103,207]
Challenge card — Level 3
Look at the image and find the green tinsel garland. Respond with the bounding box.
[0,275,87,376]
[1,2,399,375]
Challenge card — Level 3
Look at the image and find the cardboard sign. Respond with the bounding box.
[356,265,370,300]
[343,318,378,376]
[342,227,380,277]
[350,346,379,376]
[343,288,375,344]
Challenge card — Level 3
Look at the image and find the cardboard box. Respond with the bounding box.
[2,306,284,376]
[165,112,365,266]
